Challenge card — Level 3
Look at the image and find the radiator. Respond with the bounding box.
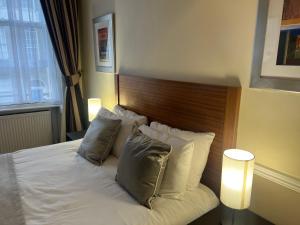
[0,111,53,153]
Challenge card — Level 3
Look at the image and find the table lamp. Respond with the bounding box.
[220,149,255,224]
[88,98,101,122]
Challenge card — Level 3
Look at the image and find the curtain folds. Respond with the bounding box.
[40,0,84,132]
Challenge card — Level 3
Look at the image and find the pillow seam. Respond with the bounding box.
[150,148,172,205]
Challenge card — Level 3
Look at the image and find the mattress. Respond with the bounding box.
[13,140,219,225]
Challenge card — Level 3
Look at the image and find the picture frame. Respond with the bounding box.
[250,0,300,92]
[93,13,115,73]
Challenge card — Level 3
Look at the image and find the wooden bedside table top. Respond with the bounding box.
[189,204,274,225]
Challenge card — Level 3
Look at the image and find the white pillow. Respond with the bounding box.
[150,122,215,190]
[139,125,194,199]
[113,105,148,125]
[97,107,138,158]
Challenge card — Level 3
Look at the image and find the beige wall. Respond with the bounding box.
[79,0,115,109]
[79,0,300,224]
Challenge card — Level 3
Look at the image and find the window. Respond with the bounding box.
[25,29,39,66]
[21,0,40,22]
[0,0,63,106]
[0,0,8,20]
[0,28,8,60]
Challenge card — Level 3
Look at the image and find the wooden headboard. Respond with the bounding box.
[115,74,241,196]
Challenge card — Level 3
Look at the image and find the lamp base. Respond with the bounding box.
[220,204,241,225]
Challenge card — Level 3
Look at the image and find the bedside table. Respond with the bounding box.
[66,130,87,141]
[189,204,274,225]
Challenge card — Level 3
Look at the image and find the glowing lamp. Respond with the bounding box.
[220,149,255,210]
[88,98,101,122]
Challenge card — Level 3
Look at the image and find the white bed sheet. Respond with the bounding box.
[13,140,219,225]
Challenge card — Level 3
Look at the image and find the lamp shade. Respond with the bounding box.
[220,149,255,210]
[88,98,101,121]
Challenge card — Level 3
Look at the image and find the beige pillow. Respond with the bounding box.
[113,105,148,125]
[150,122,215,190]
[78,116,121,165]
[139,125,194,199]
[97,107,139,158]
[116,130,172,209]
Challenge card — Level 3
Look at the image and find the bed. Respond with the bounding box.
[1,74,241,225]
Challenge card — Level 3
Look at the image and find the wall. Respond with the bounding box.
[79,0,115,109]
[79,0,300,224]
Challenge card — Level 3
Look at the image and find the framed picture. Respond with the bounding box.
[250,0,300,92]
[277,0,300,66]
[93,13,115,73]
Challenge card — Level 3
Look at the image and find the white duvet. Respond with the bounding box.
[13,140,219,225]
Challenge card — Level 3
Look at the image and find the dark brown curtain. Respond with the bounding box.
[40,0,85,132]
